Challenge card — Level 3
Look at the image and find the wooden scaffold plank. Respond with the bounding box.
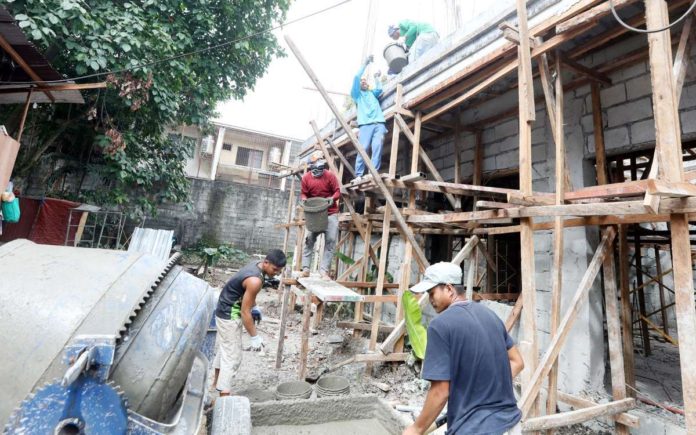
[645,0,696,430]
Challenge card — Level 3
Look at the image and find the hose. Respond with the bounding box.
[609,0,696,34]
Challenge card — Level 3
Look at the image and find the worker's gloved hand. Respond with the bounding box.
[249,334,264,351]
[264,277,280,289]
[374,70,382,78]
[364,54,374,66]
[251,305,262,324]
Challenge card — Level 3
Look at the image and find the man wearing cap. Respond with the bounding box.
[351,55,386,181]
[403,262,525,435]
[300,151,341,279]
[389,20,439,63]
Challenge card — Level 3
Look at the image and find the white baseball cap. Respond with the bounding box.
[410,262,463,293]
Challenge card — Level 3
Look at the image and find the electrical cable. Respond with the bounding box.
[1,0,352,85]
[609,0,696,34]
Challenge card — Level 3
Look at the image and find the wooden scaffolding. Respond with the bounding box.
[275,0,696,432]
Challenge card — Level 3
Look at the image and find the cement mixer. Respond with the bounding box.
[0,239,215,434]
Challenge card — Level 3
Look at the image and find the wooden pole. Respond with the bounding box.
[367,87,402,372]
[592,84,607,186]
[16,90,32,143]
[618,225,637,393]
[285,35,430,272]
[515,0,539,419]
[394,111,423,353]
[592,72,630,435]
[282,176,296,255]
[519,228,616,417]
[645,1,696,430]
[275,268,291,369]
[654,246,670,334]
[453,107,463,211]
[522,399,635,432]
[274,175,297,366]
[544,53,565,426]
[355,197,372,333]
[298,289,312,380]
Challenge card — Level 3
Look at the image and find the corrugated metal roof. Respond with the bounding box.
[127,228,174,262]
[0,7,84,104]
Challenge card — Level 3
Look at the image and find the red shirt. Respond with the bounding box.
[301,170,341,215]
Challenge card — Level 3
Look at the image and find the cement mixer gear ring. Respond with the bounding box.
[4,378,129,435]
[5,253,183,434]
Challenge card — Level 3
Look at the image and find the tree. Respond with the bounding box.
[2,0,290,217]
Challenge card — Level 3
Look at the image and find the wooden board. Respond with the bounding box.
[298,277,363,302]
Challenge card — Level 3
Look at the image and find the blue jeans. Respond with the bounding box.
[355,122,387,177]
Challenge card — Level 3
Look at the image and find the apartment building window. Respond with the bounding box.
[222,143,232,151]
[235,146,263,169]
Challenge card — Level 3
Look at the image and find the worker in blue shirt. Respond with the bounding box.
[350,55,387,181]
[403,262,525,435]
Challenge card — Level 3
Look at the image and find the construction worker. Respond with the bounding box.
[213,249,286,397]
[300,151,341,279]
[388,20,440,63]
[403,262,524,435]
[351,55,386,181]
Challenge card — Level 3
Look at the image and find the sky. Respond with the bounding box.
[215,0,492,141]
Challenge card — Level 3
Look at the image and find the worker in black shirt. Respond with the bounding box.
[212,249,286,396]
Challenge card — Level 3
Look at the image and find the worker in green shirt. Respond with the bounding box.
[388,20,439,63]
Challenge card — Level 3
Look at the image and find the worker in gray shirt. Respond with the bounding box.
[213,249,286,397]
[403,262,524,435]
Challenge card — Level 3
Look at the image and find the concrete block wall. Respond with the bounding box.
[420,54,614,395]
[581,33,696,157]
[150,178,295,254]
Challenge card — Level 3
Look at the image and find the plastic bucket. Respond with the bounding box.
[383,43,408,74]
[276,381,313,400]
[303,197,332,233]
[316,376,350,398]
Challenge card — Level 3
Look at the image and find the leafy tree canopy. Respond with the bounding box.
[2,0,290,216]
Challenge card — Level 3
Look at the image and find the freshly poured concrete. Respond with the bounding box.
[250,394,409,435]
[252,418,391,435]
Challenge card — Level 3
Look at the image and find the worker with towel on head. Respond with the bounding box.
[388,20,439,63]
[350,54,387,182]
[402,262,524,435]
[300,150,341,280]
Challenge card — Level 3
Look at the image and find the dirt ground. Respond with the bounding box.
[200,266,426,405]
[197,266,611,435]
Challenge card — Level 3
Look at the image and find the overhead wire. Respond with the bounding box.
[0,0,352,85]
[609,0,696,34]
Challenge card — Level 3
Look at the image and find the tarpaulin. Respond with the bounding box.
[1,197,80,245]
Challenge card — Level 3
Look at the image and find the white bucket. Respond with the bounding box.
[383,43,408,74]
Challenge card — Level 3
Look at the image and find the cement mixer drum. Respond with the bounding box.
[0,239,214,434]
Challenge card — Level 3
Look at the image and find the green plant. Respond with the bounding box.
[184,241,249,273]
[4,0,290,216]
[402,291,427,360]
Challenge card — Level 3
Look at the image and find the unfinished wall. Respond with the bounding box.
[149,178,295,254]
[424,71,607,396]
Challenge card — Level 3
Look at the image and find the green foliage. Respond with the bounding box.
[4,0,290,215]
[185,241,249,267]
[366,265,393,283]
[402,291,427,360]
[334,251,356,266]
